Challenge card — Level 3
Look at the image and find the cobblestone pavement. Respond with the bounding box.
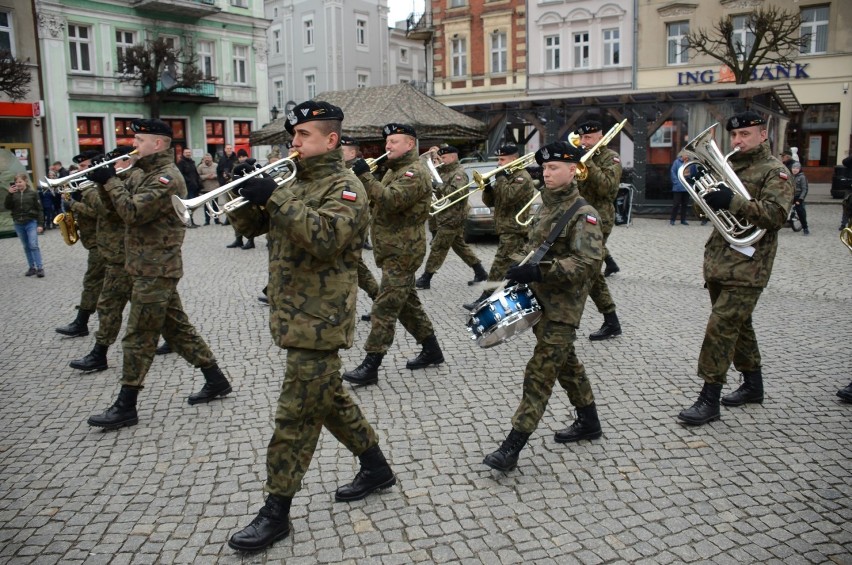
[1,204,850,564]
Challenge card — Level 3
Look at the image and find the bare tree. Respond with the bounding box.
[0,50,32,101]
[683,6,809,84]
[117,37,206,119]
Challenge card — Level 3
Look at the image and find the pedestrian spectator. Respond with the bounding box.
[780,149,795,172]
[197,152,220,225]
[790,162,809,235]
[50,161,69,179]
[840,155,852,230]
[5,173,45,277]
[38,183,56,230]
[222,148,254,249]
[669,152,691,225]
[177,148,202,227]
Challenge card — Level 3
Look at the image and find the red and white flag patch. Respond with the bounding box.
[779,171,788,180]
[158,175,171,185]
[613,157,621,164]
[404,171,415,178]
[341,189,357,202]
[586,214,598,225]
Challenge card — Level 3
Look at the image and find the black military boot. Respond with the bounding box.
[241,237,255,250]
[335,445,397,502]
[342,353,384,386]
[677,382,723,425]
[406,335,444,370]
[415,272,433,290]
[721,369,764,406]
[228,495,292,552]
[56,308,92,337]
[483,429,531,472]
[155,341,172,355]
[604,256,620,277]
[87,385,139,430]
[554,403,603,443]
[837,382,852,403]
[226,235,244,248]
[468,263,489,285]
[589,312,622,341]
[463,290,490,311]
[69,343,109,372]
[188,364,233,405]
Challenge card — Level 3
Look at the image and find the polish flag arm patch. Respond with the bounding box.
[404,171,415,178]
[158,175,172,185]
[779,171,788,180]
[613,157,621,164]
[341,189,357,202]
[586,214,598,225]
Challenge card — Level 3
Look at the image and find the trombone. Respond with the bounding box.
[576,119,627,181]
[430,152,536,215]
[171,151,300,224]
[841,226,852,252]
[41,150,139,189]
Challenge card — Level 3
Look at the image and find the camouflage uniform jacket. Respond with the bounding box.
[435,160,469,229]
[522,182,604,327]
[70,186,100,250]
[703,141,792,288]
[4,187,44,225]
[230,147,370,351]
[102,150,187,278]
[96,168,143,265]
[577,146,621,231]
[359,148,431,270]
[483,168,535,235]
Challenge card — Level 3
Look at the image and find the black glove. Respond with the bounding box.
[231,159,257,179]
[703,184,734,211]
[483,177,495,193]
[505,263,542,284]
[351,158,371,177]
[86,159,115,185]
[238,176,277,206]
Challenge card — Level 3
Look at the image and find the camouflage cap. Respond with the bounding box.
[535,141,585,166]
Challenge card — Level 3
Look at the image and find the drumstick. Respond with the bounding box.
[485,249,536,301]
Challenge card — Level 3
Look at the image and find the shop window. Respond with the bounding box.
[77,117,104,152]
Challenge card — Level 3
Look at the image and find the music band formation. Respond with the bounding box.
[37,101,840,553]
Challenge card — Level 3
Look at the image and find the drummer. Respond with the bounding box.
[482,140,605,473]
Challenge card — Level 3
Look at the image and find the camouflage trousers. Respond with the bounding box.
[121,276,216,388]
[423,225,481,273]
[511,319,595,433]
[79,247,107,312]
[487,232,527,284]
[697,282,763,385]
[265,348,378,498]
[94,262,133,346]
[358,259,379,300]
[364,259,435,353]
[589,224,616,314]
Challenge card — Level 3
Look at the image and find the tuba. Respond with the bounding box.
[54,210,79,245]
[679,123,766,247]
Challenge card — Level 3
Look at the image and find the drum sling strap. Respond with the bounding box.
[524,198,588,266]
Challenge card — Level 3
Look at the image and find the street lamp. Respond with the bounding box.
[270,106,279,121]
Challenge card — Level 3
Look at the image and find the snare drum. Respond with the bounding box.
[467,284,542,348]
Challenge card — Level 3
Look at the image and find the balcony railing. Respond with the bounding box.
[144,80,219,104]
[406,12,434,40]
[132,0,221,18]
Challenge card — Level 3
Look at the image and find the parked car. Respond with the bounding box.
[831,165,852,199]
[460,160,541,242]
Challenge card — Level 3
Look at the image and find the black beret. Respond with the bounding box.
[495,143,519,156]
[576,121,602,135]
[339,135,359,146]
[106,145,135,159]
[726,111,765,131]
[285,101,344,134]
[382,123,417,139]
[237,148,249,157]
[437,145,459,155]
[130,118,173,137]
[73,150,101,164]
[534,141,585,166]
[780,148,793,157]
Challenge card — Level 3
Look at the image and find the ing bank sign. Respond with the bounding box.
[677,63,810,85]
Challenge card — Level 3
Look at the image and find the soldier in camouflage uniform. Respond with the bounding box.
[483,141,604,473]
[415,146,488,290]
[85,119,231,431]
[55,151,107,338]
[225,102,395,552]
[678,111,793,426]
[343,123,445,386]
[68,147,140,372]
[463,142,536,310]
[575,121,625,341]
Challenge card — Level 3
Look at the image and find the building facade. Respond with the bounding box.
[37,0,270,165]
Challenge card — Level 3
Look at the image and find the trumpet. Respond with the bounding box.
[358,152,389,174]
[576,119,627,181]
[171,151,300,224]
[41,150,138,189]
[841,226,852,252]
[431,152,536,215]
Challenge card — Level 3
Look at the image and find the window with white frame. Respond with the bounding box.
[274,80,284,109]
[162,35,178,51]
[357,73,369,88]
[544,34,560,71]
[800,5,828,55]
[1,11,15,55]
[272,28,281,55]
[68,24,93,72]
[304,18,314,48]
[650,123,674,147]
[356,18,367,47]
[230,0,248,8]
[197,40,215,78]
[233,44,248,84]
[491,31,507,74]
[667,21,689,65]
[450,0,465,7]
[573,31,589,69]
[400,47,409,63]
[731,15,755,60]
[305,73,316,99]
[115,30,136,73]
[603,28,619,66]
[451,37,466,77]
